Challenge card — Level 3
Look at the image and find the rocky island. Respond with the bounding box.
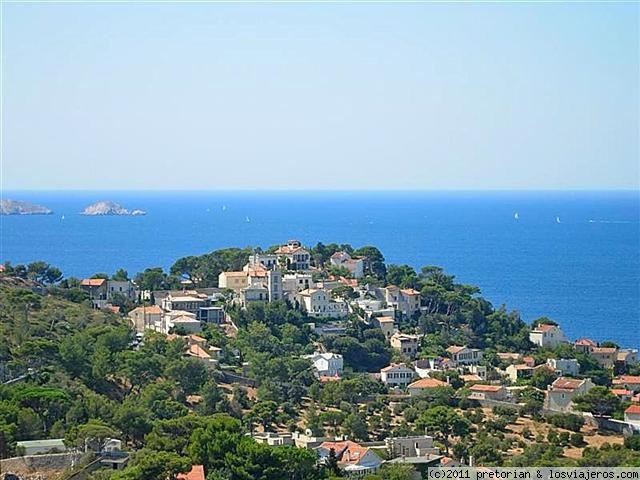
[81,201,146,216]
[0,199,53,215]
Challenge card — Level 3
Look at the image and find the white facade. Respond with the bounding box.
[305,352,344,377]
[297,288,348,318]
[544,377,595,413]
[329,251,365,278]
[282,273,313,297]
[380,363,416,388]
[546,358,580,376]
[529,324,566,348]
[446,345,483,365]
[275,240,311,271]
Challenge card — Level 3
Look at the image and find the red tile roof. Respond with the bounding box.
[625,405,640,415]
[613,375,640,385]
[408,377,448,389]
[611,389,633,397]
[81,278,106,287]
[319,441,371,466]
[446,345,467,355]
[552,377,585,391]
[469,384,503,392]
[575,338,597,347]
[534,323,557,333]
[177,465,205,480]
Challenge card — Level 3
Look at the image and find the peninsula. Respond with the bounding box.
[0,199,53,215]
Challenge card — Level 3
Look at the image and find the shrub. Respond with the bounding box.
[547,413,584,432]
[570,433,585,447]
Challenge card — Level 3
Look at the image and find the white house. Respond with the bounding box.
[544,377,595,413]
[505,364,534,382]
[247,252,279,270]
[384,435,439,458]
[329,251,364,278]
[383,286,421,317]
[380,363,416,388]
[275,240,311,271]
[624,405,640,426]
[128,305,164,333]
[297,288,348,318]
[282,273,314,298]
[529,323,566,348]
[446,345,483,366]
[316,441,382,476]
[546,358,580,377]
[305,352,344,377]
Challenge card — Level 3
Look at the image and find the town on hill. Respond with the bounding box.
[1,239,639,480]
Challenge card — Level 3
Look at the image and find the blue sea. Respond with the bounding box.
[1,190,639,348]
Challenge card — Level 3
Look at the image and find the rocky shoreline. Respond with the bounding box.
[81,201,146,216]
[0,200,53,215]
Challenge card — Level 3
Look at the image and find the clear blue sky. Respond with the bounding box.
[2,2,638,190]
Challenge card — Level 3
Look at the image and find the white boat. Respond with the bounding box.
[556,216,561,224]
[245,216,250,223]
[514,212,519,220]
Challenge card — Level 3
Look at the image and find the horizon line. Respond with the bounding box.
[2,187,639,194]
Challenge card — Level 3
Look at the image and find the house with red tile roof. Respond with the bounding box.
[316,440,382,476]
[529,323,566,348]
[574,338,597,353]
[590,347,618,369]
[128,305,164,333]
[611,389,634,402]
[613,375,640,392]
[468,384,507,401]
[177,465,205,480]
[380,363,416,389]
[544,377,594,413]
[624,405,640,426]
[274,240,311,271]
[446,345,483,366]
[407,377,448,396]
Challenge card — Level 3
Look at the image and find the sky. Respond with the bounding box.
[2,2,638,191]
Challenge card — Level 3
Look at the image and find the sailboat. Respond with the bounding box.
[556,216,561,224]
[245,216,251,223]
[514,212,519,220]
[60,215,65,222]
[222,205,227,211]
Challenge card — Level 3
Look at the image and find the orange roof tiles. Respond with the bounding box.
[188,344,212,359]
[534,323,556,332]
[611,389,633,397]
[319,441,370,466]
[177,465,205,480]
[552,377,585,391]
[446,345,467,354]
[469,384,503,392]
[613,375,640,384]
[408,377,448,389]
[625,405,640,415]
[130,305,163,315]
[81,278,106,287]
